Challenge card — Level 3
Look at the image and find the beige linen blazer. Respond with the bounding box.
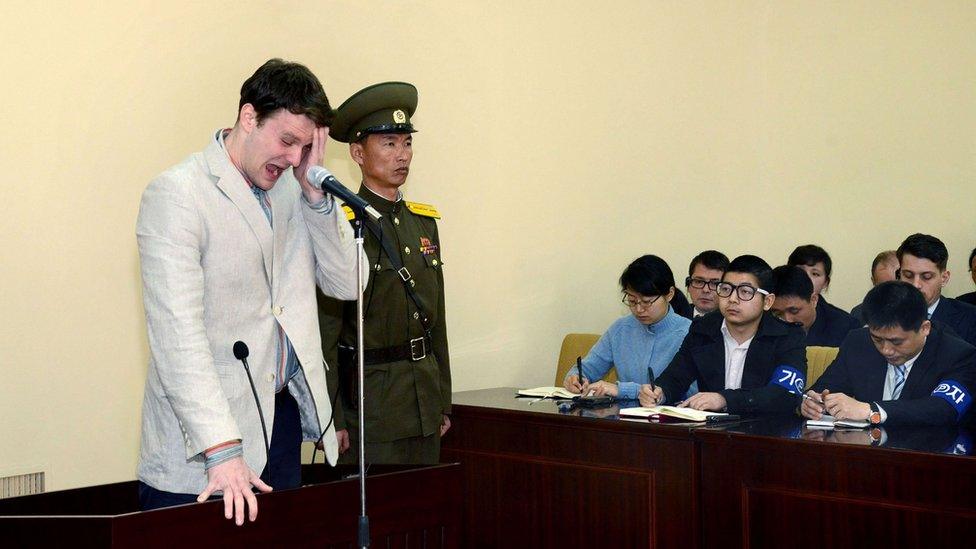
[136,133,358,494]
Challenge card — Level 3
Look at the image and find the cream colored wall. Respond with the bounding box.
[1,1,974,490]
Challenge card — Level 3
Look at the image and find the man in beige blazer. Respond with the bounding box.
[135,59,359,525]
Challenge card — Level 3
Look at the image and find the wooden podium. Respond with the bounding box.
[0,464,461,548]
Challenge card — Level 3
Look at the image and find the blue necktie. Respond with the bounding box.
[892,364,908,399]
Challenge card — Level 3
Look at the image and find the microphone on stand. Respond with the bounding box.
[233,341,272,483]
[306,166,383,222]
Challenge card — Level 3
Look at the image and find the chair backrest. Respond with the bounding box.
[805,346,840,389]
[554,333,617,385]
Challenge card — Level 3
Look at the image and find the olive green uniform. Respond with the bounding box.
[317,187,450,464]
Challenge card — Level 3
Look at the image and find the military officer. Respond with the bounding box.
[317,82,451,464]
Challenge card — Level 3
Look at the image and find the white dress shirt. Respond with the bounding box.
[721,320,754,390]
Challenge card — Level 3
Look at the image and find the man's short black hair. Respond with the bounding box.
[862,281,928,332]
[239,58,333,127]
[771,265,815,300]
[620,255,677,297]
[688,250,730,278]
[787,244,833,278]
[896,233,949,271]
[968,246,976,268]
[724,255,774,292]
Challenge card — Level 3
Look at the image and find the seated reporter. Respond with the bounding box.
[563,255,691,400]
[770,265,860,347]
[958,246,976,307]
[639,255,807,414]
[802,281,976,426]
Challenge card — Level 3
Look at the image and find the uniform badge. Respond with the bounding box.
[393,109,407,124]
[420,236,438,256]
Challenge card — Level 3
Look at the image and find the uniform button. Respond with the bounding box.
[272,305,283,316]
[267,373,275,383]
[413,312,420,320]
[404,246,411,255]
[410,279,416,287]
[432,259,439,266]
[394,217,400,225]
[375,264,382,271]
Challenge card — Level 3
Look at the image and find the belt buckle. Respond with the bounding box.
[409,337,426,361]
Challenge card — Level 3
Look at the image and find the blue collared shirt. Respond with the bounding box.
[570,307,694,400]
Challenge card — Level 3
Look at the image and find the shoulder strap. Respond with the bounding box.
[363,218,434,337]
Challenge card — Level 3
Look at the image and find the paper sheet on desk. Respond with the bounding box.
[619,406,727,422]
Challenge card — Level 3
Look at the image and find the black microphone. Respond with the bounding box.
[233,341,272,484]
[306,166,382,222]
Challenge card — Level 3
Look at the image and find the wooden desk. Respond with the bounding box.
[697,419,976,548]
[442,387,699,548]
[443,387,976,549]
[0,464,461,548]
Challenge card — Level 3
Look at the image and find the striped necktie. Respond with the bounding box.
[892,364,908,399]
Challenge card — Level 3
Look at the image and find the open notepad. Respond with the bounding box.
[516,386,578,399]
[619,406,728,422]
[805,415,870,429]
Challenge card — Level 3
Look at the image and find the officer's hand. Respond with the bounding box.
[336,429,350,454]
[440,415,451,436]
[587,380,619,397]
[296,125,329,204]
[800,390,827,420]
[197,456,272,526]
[638,385,664,407]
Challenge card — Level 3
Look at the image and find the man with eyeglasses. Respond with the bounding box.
[684,250,729,318]
[639,255,807,414]
[801,281,975,427]
[897,233,976,347]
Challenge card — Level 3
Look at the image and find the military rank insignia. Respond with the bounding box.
[420,236,438,256]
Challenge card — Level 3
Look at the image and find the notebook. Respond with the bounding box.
[516,386,578,399]
[805,414,871,429]
[619,406,728,422]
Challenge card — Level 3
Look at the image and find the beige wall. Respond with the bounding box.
[1,1,974,490]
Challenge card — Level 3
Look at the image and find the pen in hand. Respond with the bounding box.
[576,356,588,394]
[646,366,657,405]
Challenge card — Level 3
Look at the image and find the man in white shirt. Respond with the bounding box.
[641,255,807,414]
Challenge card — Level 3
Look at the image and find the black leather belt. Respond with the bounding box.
[363,337,430,366]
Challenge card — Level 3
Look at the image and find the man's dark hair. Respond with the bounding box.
[896,233,949,271]
[620,255,677,297]
[771,265,815,300]
[239,58,333,127]
[862,281,928,332]
[968,246,976,269]
[724,255,774,292]
[787,244,833,279]
[687,250,730,278]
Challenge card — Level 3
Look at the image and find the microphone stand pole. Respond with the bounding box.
[352,210,370,549]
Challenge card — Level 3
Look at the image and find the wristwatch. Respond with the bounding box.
[868,402,882,425]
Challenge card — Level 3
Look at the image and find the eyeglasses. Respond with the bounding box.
[622,294,662,309]
[685,277,721,290]
[715,282,770,301]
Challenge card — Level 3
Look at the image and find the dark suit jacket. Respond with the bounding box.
[850,302,865,324]
[656,311,807,414]
[811,323,976,426]
[807,298,862,347]
[957,291,976,307]
[931,297,976,347]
